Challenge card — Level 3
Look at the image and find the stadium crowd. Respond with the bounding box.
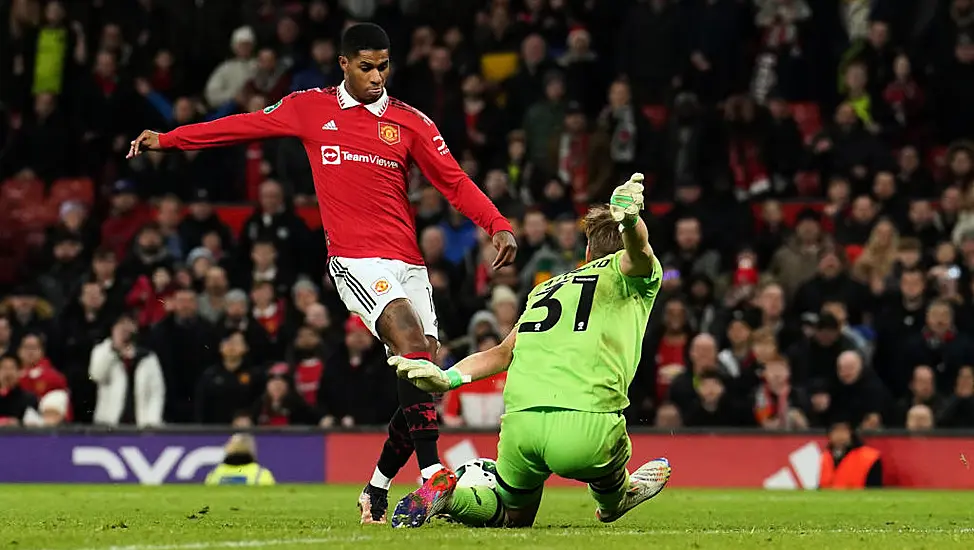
[2,0,974,432]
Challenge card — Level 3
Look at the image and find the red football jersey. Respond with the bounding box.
[158,83,513,265]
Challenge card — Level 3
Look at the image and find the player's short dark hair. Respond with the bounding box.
[582,205,624,259]
[341,23,390,58]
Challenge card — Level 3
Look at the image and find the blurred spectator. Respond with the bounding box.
[838,195,879,246]
[596,79,653,190]
[238,180,312,278]
[100,180,152,260]
[195,331,259,425]
[792,248,869,322]
[77,50,137,172]
[150,288,218,423]
[121,222,175,280]
[559,26,603,118]
[851,218,899,295]
[250,281,285,357]
[895,365,944,426]
[1,285,54,352]
[787,312,858,388]
[126,265,176,328]
[754,282,802,352]
[717,309,756,380]
[905,403,935,431]
[252,362,324,426]
[821,300,871,360]
[178,189,235,253]
[520,214,582,289]
[753,356,811,430]
[654,402,683,429]
[638,298,693,414]
[939,186,963,237]
[16,332,67,407]
[7,93,73,182]
[155,195,185,260]
[55,281,111,422]
[896,146,936,198]
[874,267,927,388]
[514,211,551,272]
[35,389,69,427]
[243,48,290,105]
[292,38,340,92]
[937,366,974,428]
[770,209,830,298]
[37,230,87,312]
[900,300,974,395]
[544,101,611,207]
[504,34,557,126]
[872,171,908,227]
[617,0,680,105]
[818,421,883,489]
[685,274,718,335]
[754,201,788,269]
[523,72,565,166]
[830,350,889,429]
[682,372,751,427]
[187,247,216,292]
[810,103,888,187]
[661,217,721,281]
[0,355,37,426]
[219,289,274,366]
[443,331,506,428]
[904,201,944,250]
[669,334,733,415]
[0,318,10,357]
[89,314,164,427]
[883,53,926,147]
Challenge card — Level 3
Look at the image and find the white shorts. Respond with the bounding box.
[328,256,439,341]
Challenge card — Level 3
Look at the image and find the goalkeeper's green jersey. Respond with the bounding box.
[504,250,662,413]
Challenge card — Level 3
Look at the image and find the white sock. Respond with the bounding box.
[420,463,445,480]
[370,467,392,490]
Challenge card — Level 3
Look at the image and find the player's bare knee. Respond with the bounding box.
[377,298,427,354]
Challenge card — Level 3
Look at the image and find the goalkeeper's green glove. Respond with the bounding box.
[609,173,645,228]
[387,356,470,394]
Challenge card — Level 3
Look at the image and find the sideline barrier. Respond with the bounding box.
[2,429,972,488]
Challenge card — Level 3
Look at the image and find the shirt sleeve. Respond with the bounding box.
[409,116,513,236]
[612,251,662,300]
[158,90,310,150]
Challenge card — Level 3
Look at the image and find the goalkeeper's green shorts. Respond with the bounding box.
[494,407,631,510]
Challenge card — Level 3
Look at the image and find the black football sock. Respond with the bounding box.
[397,373,442,473]
[373,408,414,487]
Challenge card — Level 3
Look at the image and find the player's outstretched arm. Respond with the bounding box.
[127,91,309,157]
[611,173,656,278]
[409,119,517,268]
[388,331,516,393]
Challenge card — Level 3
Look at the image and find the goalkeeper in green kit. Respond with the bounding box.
[388,174,671,529]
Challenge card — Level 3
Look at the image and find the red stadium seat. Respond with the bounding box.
[790,102,822,144]
[794,172,821,196]
[13,202,57,232]
[1,177,45,206]
[49,177,95,207]
[641,105,669,130]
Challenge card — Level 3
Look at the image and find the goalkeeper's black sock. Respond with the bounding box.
[396,354,442,473]
[373,408,413,487]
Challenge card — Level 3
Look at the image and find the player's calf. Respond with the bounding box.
[377,299,444,480]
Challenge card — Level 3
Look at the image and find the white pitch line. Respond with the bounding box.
[54,527,974,550]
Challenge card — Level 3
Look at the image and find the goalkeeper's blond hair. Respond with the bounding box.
[582,205,625,260]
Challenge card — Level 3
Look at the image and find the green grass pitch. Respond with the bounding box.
[3,485,973,549]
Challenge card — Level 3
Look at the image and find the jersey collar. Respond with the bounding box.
[337,80,389,117]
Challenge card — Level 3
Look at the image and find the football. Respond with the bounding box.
[455,458,498,489]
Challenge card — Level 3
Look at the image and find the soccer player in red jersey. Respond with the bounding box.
[128,23,518,523]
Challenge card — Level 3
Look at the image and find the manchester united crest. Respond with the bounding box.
[378,122,400,145]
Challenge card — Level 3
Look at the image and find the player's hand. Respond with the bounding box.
[491,230,518,270]
[610,173,645,225]
[388,356,452,393]
[127,130,162,158]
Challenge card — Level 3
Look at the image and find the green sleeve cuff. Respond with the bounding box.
[446,368,467,389]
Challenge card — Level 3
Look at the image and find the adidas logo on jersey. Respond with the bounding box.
[762,442,822,490]
[322,120,338,131]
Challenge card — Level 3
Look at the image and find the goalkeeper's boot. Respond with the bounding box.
[358,484,389,524]
[595,457,671,523]
[390,468,457,528]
